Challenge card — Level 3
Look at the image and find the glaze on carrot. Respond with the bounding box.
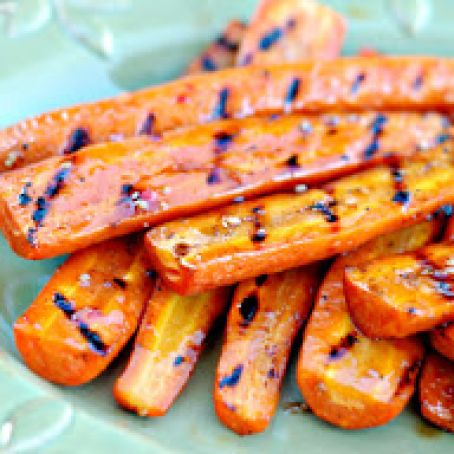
[297,223,436,429]
[146,141,454,295]
[185,20,247,74]
[1,57,454,171]
[237,0,346,65]
[344,242,454,338]
[419,352,454,432]
[114,285,230,416]
[14,236,154,386]
[214,266,321,434]
[1,112,447,260]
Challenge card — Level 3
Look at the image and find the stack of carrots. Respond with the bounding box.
[1,0,454,435]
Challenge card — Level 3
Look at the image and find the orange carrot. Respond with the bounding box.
[1,112,447,260]
[419,352,454,432]
[237,0,346,65]
[146,141,454,295]
[1,57,453,171]
[297,223,436,429]
[114,285,230,416]
[344,242,454,338]
[214,266,321,434]
[14,236,154,386]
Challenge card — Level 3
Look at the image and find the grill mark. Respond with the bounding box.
[239,293,259,326]
[216,33,241,52]
[259,27,283,50]
[112,277,127,289]
[328,332,358,361]
[413,74,424,90]
[212,88,230,120]
[284,78,300,110]
[213,131,235,154]
[219,364,243,388]
[139,113,156,136]
[201,55,217,71]
[255,274,268,286]
[364,113,387,160]
[64,127,90,154]
[351,72,365,94]
[207,167,222,185]
[309,200,339,223]
[251,205,267,243]
[173,355,185,366]
[390,161,411,206]
[45,164,71,198]
[52,292,107,355]
[18,182,32,207]
[32,197,49,226]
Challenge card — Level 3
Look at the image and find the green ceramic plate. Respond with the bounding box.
[1,0,454,452]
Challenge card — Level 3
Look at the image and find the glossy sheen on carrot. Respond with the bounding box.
[114,285,230,416]
[344,243,454,338]
[185,20,247,74]
[431,324,454,362]
[14,236,155,386]
[214,266,320,434]
[146,141,454,295]
[1,56,454,171]
[1,112,447,260]
[237,0,346,65]
[297,223,435,429]
[419,352,454,432]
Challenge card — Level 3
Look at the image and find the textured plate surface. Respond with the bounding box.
[1,0,454,452]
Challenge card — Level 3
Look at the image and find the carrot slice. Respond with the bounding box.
[114,285,230,416]
[1,112,447,260]
[14,236,154,386]
[419,352,454,432]
[431,324,454,362]
[185,20,247,74]
[344,242,454,338]
[146,141,454,295]
[214,266,321,434]
[297,223,435,429]
[237,0,346,65]
[1,56,453,171]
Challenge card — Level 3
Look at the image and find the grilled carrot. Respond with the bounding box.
[237,0,346,66]
[297,223,436,429]
[14,236,154,386]
[185,20,247,74]
[419,352,454,432]
[146,140,454,295]
[114,285,230,416]
[1,112,447,260]
[344,242,454,338]
[214,266,321,435]
[431,324,454,362]
[1,56,454,171]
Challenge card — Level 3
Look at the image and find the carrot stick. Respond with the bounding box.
[214,266,321,434]
[297,223,436,429]
[344,242,454,338]
[237,0,346,65]
[114,285,230,416]
[1,56,453,171]
[419,352,454,432]
[14,236,154,386]
[185,20,247,74]
[0,112,448,260]
[145,140,454,295]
